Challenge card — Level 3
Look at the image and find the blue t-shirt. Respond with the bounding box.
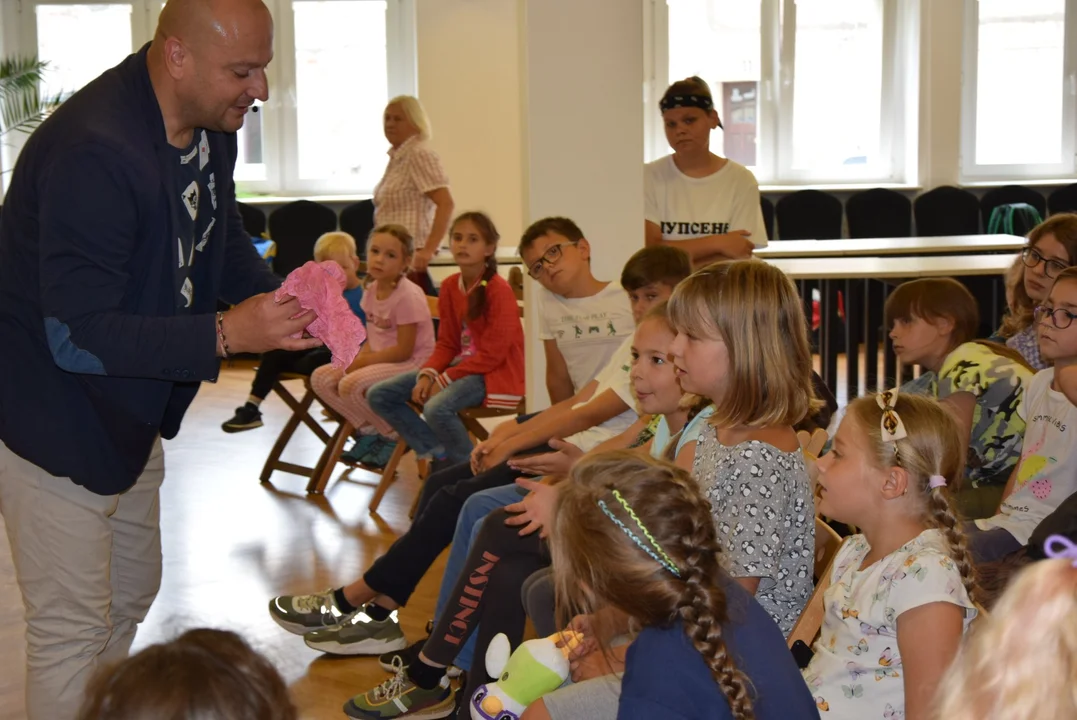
[343,284,366,325]
[618,578,819,720]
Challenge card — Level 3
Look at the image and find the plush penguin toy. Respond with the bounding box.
[470,631,584,720]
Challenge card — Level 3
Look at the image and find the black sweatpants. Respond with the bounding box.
[421,507,550,718]
[363,446,552,607]
[249,347,332,400]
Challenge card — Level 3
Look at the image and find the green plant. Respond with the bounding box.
[0,56,63,137]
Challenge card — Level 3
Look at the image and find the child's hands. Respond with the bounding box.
[411,375,434,406]
[503,479,560,537]
[558,615,599,659]
[569,648,625,683]
[508,439,583,476]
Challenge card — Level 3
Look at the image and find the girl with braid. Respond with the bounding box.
[804,392,979,720]
[546,452,817,720]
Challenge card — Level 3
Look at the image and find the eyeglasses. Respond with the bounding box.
[527,241,577,279]
[1021,247,1069,279]
[1034,304,1077,329]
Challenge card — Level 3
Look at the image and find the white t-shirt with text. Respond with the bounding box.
[536,282,635,393]
[644,155,768,247]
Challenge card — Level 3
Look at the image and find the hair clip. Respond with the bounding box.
[876,388,908,442]
[928,474,947,489]
[597,491,681,577]
[480,280,488,287]
[1043,534,1077,567]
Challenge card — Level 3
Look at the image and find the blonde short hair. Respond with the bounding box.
[313,231,358,263]
[933,559,1077,720]
[387,95,432,141]
[667,259,817,428]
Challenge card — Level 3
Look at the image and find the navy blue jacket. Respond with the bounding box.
[0,46,279,495]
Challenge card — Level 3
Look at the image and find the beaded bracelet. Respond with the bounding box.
[216,311,231,358]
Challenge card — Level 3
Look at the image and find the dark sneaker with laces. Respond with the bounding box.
[343,657,455,719]
[303,607,408,655]
[268,588,348,635]
[357,437,398,470]
[342,434,381,465]
[221,403,263,433]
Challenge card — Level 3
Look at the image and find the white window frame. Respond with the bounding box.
[0,0,416,197]
[959,0,1077,182]
[646,0,920,187]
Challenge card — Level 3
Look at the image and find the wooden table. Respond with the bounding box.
[754,234,1025,259]
[761,253,1017,400]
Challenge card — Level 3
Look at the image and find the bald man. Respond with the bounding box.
[0,2,321,717]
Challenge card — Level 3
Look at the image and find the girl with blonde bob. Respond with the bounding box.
[804,392,978,720]
[550,451,818,720]
[667,259,818,635]
[932,553,1077,720]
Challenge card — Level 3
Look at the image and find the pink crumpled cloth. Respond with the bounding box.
[274,260,366,369]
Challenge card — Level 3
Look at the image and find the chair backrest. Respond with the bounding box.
[761,196,775,240]
[339,199,376,259]
[236,201,266,239]
[788,534,847,650]
[775,190,843,240]
[980,185,1047,231]
[846,188,912,238]
[508,266,524,302]
[1048,183,1077,216]
[426,294,440,319]
[267,200,338,278]
[814,517,843,581]
[913,185,980,236]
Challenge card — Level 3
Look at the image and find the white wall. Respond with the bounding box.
[918,0,965,190]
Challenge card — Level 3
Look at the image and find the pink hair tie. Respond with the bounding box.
[928,475,947,489]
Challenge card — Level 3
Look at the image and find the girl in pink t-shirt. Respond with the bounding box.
[311,225,435,461]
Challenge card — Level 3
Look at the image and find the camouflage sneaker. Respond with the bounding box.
[303,607,408,656]
[343,657,455,719]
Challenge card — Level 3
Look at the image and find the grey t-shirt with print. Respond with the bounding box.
[692,423,815,635]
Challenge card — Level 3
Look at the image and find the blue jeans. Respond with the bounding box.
[433,483,527,671]
[367,370,486,464]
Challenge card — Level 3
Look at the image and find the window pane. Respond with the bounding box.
[975,0,1065,165]
[35,4,133,99]
[790,0,884,170]
[293,0,388,187]
[667,0,761,168]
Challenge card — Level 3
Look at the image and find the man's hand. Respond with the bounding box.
[411,247,435,273]
[411,375,434,405]
[219,293,322,355]
[508,438,583,476]
[504,478,560,537]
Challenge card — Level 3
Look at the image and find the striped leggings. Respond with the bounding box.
[310,360,422,436]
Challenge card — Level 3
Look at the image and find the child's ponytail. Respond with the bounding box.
[925,482,979,605]
[468,255,499,322]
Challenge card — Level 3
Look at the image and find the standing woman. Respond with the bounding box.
[373,95,455,277]
[644,76,767,267]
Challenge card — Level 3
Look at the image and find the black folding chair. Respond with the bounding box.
[267,200,338,277]
[846,188,912,238]
[913,186,980,236]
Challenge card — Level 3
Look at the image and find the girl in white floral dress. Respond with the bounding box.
[804,391,978,720]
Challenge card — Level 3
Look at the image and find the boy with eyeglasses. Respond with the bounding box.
[967,266,1077,562]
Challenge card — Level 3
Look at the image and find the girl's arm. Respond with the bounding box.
[353,323,418,369]
[896,602,965,720]
[672,439,697,471]
[422,287,462,374]
[508,415,651,476]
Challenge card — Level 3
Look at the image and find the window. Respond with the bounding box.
[960,0,1077,180]
[649,0,919,186]
[1,0,416,196]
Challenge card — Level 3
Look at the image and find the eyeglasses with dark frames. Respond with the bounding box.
[1034,304,1077,330]
[527,241,578,279]
[1021,247,1070,279]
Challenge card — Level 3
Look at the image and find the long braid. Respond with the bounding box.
[676,493,755,720]
[467,255,498,321]
[926,486,979,605]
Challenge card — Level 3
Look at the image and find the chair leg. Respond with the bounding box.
[259,383,313,483]
[368,442,409,514]
[307,421,354,494]
[407,460,432,519]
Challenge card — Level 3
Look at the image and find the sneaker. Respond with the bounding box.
[378,622,462,678]
[267,589,348,635]
[359,438,398,470]
[342,434,381,465]
[221,404,262,433]
[343,657,455,720]
[303,607,408,656]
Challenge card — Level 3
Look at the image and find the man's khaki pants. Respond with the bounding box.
[0,439,164,720]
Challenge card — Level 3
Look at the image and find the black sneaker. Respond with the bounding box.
[222,404,263,433]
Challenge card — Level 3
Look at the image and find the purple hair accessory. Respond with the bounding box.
[928,475,947,489]
[1043,534,1077,567]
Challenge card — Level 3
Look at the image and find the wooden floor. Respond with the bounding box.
[0,363,444,719]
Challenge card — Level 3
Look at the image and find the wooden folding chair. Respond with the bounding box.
[260,373,336,484]
[788,532,847,650]
[814,516,843,582]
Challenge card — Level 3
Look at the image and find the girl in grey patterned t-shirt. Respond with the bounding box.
[667,258,818,636]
